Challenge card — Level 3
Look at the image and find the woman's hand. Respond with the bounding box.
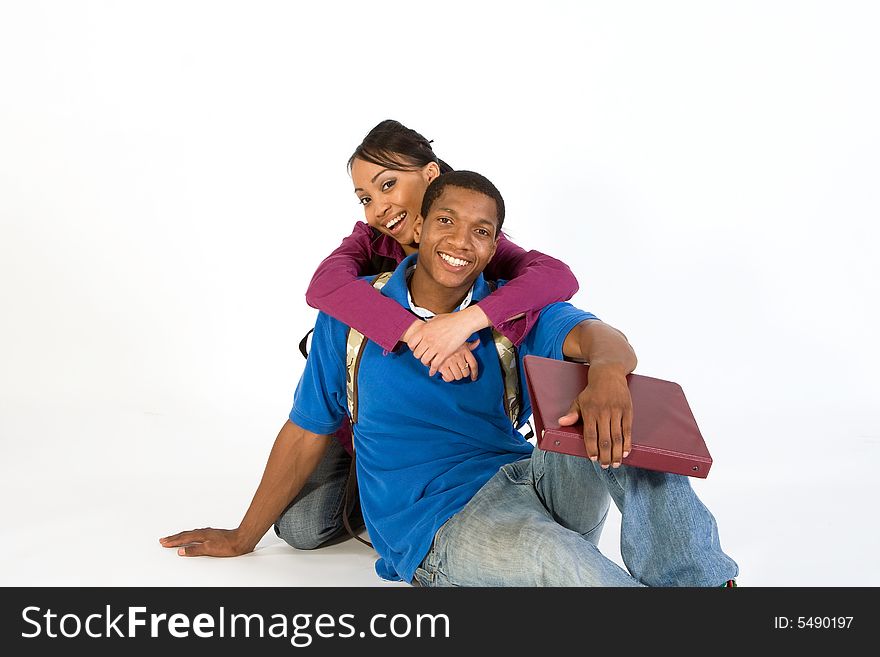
[402,306,490,377]
[434,340,481,382]
[159,527,254,557]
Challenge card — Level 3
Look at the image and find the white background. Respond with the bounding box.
[1,1,878,587]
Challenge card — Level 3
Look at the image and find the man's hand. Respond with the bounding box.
[159,527,254,557]
[403,306,489,378]
[557,365,633,469]
[158,421,330,561]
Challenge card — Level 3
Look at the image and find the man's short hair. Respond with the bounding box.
[420,170,505,237]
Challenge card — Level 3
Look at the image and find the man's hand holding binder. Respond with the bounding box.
[524,355,713,478]
[556,320,640,470]
[556,362,634,469]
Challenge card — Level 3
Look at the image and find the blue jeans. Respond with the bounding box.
[412,448,738,587]
[274,437,363,549]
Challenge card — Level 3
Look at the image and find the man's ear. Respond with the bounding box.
[412,215,424,244]
[422,162,440,184]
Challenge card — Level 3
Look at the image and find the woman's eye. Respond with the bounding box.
[381,179,396,191]
[437,216,452,224]
[476,229,490,237]
[358,197,370,206]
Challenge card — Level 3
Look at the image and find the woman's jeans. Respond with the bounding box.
[274,437,362,549]
[412,448,739,587]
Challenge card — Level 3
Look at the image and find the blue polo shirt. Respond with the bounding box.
[289,254,597,582]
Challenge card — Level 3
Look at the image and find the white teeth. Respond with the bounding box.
[386,212,406,229]
[439,252,471,267]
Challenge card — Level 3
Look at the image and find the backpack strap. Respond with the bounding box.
[491,329,521,427]
[484,280,526,430]
[345,271,393,424]
[298,328,313,359]
[342,455,373,548]
[342,271,393,550]
[491,329,534,439]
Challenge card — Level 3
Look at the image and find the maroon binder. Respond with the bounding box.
[522,355,712,478]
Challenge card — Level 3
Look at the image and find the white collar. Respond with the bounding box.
[405,263,474,319]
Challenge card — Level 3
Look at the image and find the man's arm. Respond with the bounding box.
[559,320,638,469]
[159,420,332,557]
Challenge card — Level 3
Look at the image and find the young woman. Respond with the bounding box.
[161,120,581,556]
[305,119,579,383]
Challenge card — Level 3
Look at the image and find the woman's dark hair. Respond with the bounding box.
[348,119,453,174]
[420,170,505,237]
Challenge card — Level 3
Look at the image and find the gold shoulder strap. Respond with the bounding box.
[492,330,521,426]
[484,279,522,426]
[346,272,393,424]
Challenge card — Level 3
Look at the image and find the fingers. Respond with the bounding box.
[162,527,246,557]
[609,411,624,468]
[177,542,208,557]
[159,530,204,547]
[464,350,478,381]
[438,360,468,382]
[409,329,435,363]
[423,338,483,376]
[622,404,633,459]
[594,412,628,469]
[160,530,208,557]
[428,353,445,377]
[557,400,581,427]
[433,342,481,381]
[418,347,436,366]
[438,364,457,382]
[426,341,459,370]
[596,414,613,468]
[581,409,599,462]
[430,354,449,378]
[428,343,463,376]
[566,376,632,468]
[407,330,425,354]
[451,361,467,380]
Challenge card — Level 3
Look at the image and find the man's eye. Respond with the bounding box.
[437,216,452,224]
[358,197,370,206]
[381,179,396,191]
[476,229,490,237]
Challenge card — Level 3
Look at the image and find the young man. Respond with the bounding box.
[163,171,738,586]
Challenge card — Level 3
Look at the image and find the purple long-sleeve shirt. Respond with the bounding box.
[305,221,580,352]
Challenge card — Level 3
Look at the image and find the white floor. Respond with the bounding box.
[2,399,877,587]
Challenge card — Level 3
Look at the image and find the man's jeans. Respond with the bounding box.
[274,438,362,549]
[412,448,738,587]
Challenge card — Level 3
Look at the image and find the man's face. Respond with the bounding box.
[413,185,499,291]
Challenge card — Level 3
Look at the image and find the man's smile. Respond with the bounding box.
[437,251,473,270]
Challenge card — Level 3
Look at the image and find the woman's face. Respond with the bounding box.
[351,157,439,249]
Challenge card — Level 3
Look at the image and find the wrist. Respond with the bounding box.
[401,318,422,344]
[232,526,260,554]
[463,305,490,333]
[586,361,631,379]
